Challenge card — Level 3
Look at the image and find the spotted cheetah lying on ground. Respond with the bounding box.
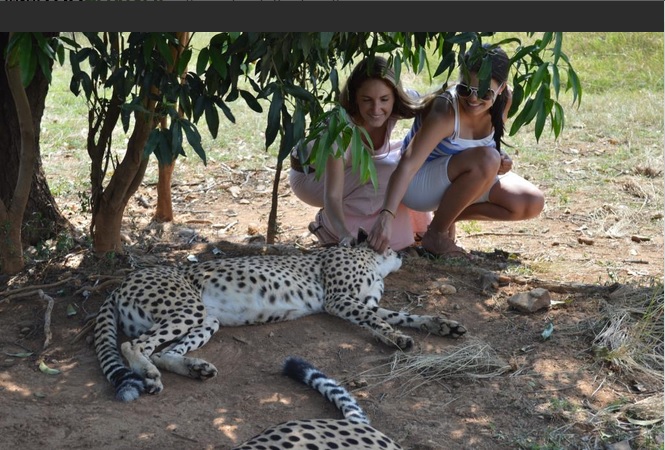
[94,235,467,401]
[232,356,402,450]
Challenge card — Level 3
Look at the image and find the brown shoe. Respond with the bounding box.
[421,229,476,261]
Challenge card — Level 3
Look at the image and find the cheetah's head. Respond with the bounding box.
[354,228,402,276]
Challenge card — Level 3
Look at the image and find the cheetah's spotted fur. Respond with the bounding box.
[94,242,467,401]
[232,356,403,450]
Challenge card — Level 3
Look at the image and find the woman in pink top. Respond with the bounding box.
[289,56,431,250]
[367,45,545,258]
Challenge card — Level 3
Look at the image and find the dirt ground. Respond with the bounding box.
[1,160,663,450]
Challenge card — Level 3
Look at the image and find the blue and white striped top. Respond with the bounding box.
[402,88,496,162]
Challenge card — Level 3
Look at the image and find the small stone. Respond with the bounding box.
[507,288,552,313]
[605,440,632,450]
[438,283,457,295]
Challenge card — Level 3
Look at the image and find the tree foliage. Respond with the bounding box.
[4,32,581,257]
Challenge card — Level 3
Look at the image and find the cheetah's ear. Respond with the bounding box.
[356,228,368,245]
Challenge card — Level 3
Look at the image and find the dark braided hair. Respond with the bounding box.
[463,44,510,151]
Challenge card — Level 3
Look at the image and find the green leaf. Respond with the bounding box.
[534,104,546,141]
[142,34,153,64]
[196,46,210,75]
[19,36,38,86]
[66,303,77,317]
[38,360,61,375]
[205,100,219,139]
[143,128,161,160]
[265,89,283,149]
[182,120,207,165]
[284,84,315,103]
[625,417,663,426]
[209,48,227,78]
[293,104,306,147]
[215,97,236,123]
[433,50,455,78]
[34,33,55,59]
[5,33,25,66]
[394,54,401,85]
[155,35,174,67]
[171,120,183,159]
[530,63,550,93]
[553,32,562,66]
[5,351,34,358]
[239,89,263,113]
[320,32,334,49]
[551,65,560,99]
[155,130,172,165]
[279,118,294,162]
[176,48,192,76]
[350,126,362,175]
[552,102,564,138]
[567,66,583,106]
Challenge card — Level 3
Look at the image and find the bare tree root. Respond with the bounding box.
[0,277,74,303]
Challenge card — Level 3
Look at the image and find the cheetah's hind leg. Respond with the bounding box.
[150,316,221,379]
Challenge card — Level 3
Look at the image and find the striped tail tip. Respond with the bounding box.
[114,372,145,402]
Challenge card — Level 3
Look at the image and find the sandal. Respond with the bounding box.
[420,229,478,262]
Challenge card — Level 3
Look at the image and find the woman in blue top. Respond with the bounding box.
[367,45,545,257]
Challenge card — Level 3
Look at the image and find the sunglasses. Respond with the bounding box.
[456,83,497,101]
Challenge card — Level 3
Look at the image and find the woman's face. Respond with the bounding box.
[457,73,504,115]
[355,79,395,130]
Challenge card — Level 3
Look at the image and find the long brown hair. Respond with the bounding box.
[339,56,420,121]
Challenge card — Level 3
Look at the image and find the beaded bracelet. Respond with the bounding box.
[380,208,396,218]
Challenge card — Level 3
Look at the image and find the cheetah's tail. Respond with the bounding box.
[282,356,369,424]
[94,291,145,402]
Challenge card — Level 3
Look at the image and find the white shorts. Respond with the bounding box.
[402,155,497,212]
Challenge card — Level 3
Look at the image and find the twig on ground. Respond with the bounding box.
[38,290,54,350]
[465,232,539,238]
[74,278,124,296]
[502,276,618,295]
[70,317,97,344]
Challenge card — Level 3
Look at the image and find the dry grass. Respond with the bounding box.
[354,339,512,397]
[592,283,664,391]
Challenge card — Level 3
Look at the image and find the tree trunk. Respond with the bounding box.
[154,161,175,222]
[0,32,68,248]
[153,32,190,224]
[0,32,68,274]
[91,110,152,254]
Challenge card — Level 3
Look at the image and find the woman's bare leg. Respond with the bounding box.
[422,147,500,256]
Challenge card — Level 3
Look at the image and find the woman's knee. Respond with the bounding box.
[517,190,545,219]
[450,147,500,180]
[471,147,502,177]
[526,190,545,218]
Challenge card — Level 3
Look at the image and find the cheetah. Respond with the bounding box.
[94,236,467,402]
[232,356,402,450]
